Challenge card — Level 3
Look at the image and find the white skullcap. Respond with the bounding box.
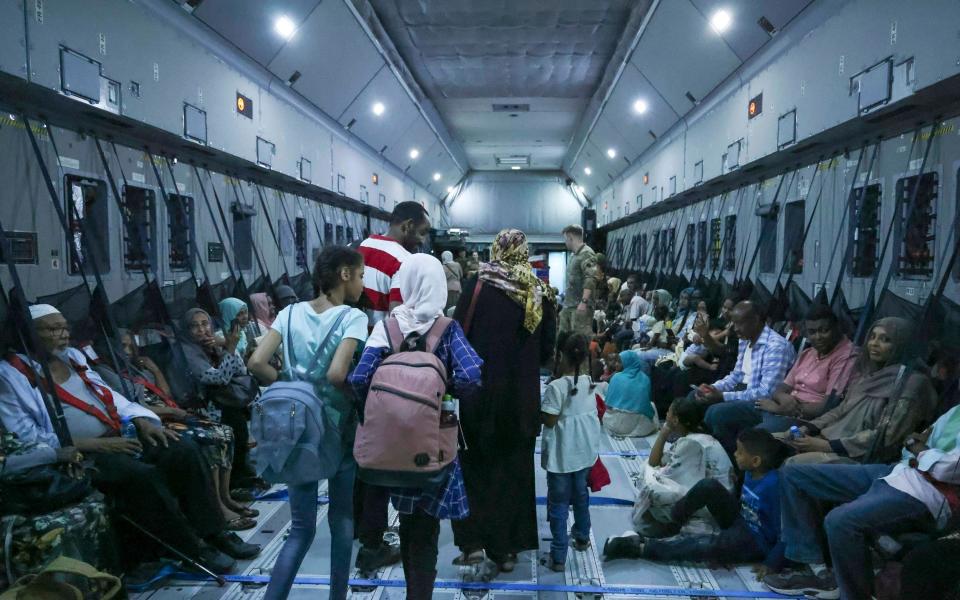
[29,304,62,320]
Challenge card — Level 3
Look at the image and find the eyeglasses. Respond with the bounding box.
[37,325,69,336]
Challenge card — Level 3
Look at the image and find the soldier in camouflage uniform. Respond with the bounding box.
[559,224,600,337]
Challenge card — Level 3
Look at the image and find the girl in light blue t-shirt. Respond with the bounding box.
[248,246,369,600]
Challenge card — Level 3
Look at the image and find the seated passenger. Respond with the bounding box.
[604,429,788,573]
[248,292,276,335]
[697,301,796,454]
[632,304,675,373]
[779,317,937,465]
[274,285,299,310]
[0,305,257,572]
[702,304,856,452]
[0,430,116,582]
[218,297,255,359]
[602,351,658,437]
[763,396,960,600]
[180,308,260,490]
[92,329,255,529]
[631,396,734,537]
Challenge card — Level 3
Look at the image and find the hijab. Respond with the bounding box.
[607,277,622,299]
[846,317,916,397]
[605,351,655,419]
[652,289,672,310]
[441,250,455,265]
[366,253,447,349]
[179,307,221,374]
[249,293,274,329]
[477,229,554,333]
[218,297,249,356]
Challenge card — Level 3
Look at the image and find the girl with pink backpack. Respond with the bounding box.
[348,253,483,599]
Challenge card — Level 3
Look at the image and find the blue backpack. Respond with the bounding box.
[250,304,350,485]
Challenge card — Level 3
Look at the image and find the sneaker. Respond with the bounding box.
[763,568,839,599]
[572,537,591,552]
[602,534,644,560]
[210,531,261,560]
[355,542,401,573]
[540,554,565,572]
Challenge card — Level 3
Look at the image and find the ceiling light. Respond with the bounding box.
[577,185,585,194]
[446,186,454,194]
[632,99,648,114]
[274,15,296,39]
[584,166,592,176]
[511,166,521,170]
[371,102,385,116]
[606,148,617,159]
[710,9,732,34]
[408,148,420,160]
[432,172,442,181]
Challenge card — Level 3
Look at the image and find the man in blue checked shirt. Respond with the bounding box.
[695,301,796,454]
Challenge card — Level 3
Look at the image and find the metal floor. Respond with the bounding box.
[132,427,778,600]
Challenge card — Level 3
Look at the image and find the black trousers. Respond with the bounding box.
[398,510,440,573]
[355,480,391,547]
[900,536,960,599]
[220,405,254,484]
[91,435,225,557]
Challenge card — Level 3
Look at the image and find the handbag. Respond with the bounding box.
[0,465,93,517]
[0,556,121,599]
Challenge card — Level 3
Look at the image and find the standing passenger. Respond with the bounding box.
[248,246,369,600]
[441,250,463,311]
[354,201,431,572]
[558,224,600,337]
[451,229,557,572]
[349,254,483,599]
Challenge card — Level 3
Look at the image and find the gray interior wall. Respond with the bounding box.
[603,119,959,311]
[445,171,583,241]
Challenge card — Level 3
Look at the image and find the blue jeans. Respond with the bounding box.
[546,468,591,563]
[704,401,801,455]
[780,463,934,600]
[264,455,356,600]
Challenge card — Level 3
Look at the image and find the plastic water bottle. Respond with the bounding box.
[788,425,803,440]
[440,394,458,427]
[120,416,142,459]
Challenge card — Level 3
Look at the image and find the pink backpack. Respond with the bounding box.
[353,317,458,487]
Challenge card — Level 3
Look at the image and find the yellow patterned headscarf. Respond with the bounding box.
[478,229,555,333]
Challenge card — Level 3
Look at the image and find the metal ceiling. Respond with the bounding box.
[186,0,815,185]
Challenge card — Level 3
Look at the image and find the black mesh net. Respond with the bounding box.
[289,271,313,301]
[160,278,199,325]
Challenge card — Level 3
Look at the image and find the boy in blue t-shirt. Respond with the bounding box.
[604,429,787,573]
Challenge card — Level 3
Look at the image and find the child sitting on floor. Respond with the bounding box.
[629,395,734,537]
[540,332,603,572]
[605,428,787,575]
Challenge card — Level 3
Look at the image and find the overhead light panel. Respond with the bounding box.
[495,155,530,167]
[274,15,296,39]
[584,166,592,176]
[710,9,732,34]
[632,99,648,114]
[511,166,521,170]
[576,185,585,194]
[446,186,454,194]
[371,101,385,116]
[606,148,617,159]
[433,172,442,181]
[408,148,420,160]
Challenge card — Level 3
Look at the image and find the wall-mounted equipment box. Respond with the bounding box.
[60,48,101,103]
[183,104,207,144]
[725,140,742,171]
[778,110,797,148]
[256,137,275,168]
[748,93,763,119]
[236,92,253,118]
[855,58,892,114]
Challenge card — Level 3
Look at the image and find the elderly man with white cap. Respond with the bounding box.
[0,304,259,573]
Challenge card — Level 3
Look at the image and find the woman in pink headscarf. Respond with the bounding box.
[249,293,276,333]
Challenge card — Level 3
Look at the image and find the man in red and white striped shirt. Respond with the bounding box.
[354,200,431,574]
[358,201,431,326]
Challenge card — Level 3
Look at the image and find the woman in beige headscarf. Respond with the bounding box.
[780,317,937,464]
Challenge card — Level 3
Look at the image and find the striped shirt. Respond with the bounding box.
[358,235,410,325]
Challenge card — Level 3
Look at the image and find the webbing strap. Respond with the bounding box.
[773,155,826,295]
[827,143,878,306]
[254,183,291,279]
[742,170,795,283]
[229,179,273,289]
[170,572,790,597]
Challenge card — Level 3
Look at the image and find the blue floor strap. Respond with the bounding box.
[256,489,633,506]
[170,572,790,597]
[536,449,650,457]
